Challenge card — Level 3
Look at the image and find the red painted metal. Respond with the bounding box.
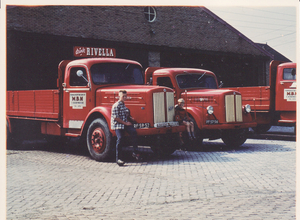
[226,61,296,127]
[145,67,257,138]
[6,58,185,147]
[91,127,106,154]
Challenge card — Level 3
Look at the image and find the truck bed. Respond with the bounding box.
[226,86,271,112]
[7,90,60,120]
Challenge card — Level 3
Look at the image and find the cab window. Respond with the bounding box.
[157,77,174,88]
[283,68,296,80]
[90,63,144,85]
[69,67,88,86]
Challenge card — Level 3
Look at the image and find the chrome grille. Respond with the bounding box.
[153,92,165,123]
[153,92,175,124]
[166,92,175,122]
[225,94,243,123]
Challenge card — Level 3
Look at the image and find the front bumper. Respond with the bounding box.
[202,122,257,130]
[136,124,186,136]
[111,124,186,137]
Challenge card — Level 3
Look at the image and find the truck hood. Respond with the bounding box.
[181,88,240,97]
[96,85,174,105]
[180,88,241,105]
[98,85,173,93]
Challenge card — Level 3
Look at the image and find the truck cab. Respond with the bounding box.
[7,58,185,161]
[273,62,296,124]
[146,67,256,148]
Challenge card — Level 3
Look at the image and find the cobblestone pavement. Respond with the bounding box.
[6,138,296,219]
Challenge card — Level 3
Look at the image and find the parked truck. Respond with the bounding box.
[145,67,256,148]
[226,60,296,133]
[6,58,186,161]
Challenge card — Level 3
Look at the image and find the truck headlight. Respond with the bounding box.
[207,106,214,115]
[244,104,251,113]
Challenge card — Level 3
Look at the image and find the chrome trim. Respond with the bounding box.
[154,121,179,128]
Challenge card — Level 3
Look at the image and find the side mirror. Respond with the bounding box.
[77,70,84,77]
[76,69,91,90]
[219,81,223,88]
[76,70,89,83]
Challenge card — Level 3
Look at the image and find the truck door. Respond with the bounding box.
[63,65,92,130]
[275,65,296,112]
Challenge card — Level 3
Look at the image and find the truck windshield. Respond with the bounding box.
[176,73,217,89]
[283,68,296,80]
[90,63,144,85]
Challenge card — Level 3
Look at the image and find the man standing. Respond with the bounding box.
[111,90,140,166]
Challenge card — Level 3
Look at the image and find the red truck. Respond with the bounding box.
[145,67,256,148]
[6,58,185,161]
[226,61,296,133]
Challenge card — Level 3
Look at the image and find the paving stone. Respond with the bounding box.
[6,138,295,219]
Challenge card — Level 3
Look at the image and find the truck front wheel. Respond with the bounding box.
[87,118,113,161]
[221,128,248,148]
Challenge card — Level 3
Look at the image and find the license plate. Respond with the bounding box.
[206,120,219,124]
[134,123,150,129]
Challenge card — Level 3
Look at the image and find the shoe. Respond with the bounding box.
[117,159,125,166]
[189,136,193,141]
[132,152,142,161]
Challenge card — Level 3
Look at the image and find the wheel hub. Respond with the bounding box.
[91,128,106,153]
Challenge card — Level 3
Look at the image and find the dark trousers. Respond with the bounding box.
[115,125,138,162]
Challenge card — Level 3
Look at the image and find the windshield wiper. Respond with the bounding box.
[198,72,206,81]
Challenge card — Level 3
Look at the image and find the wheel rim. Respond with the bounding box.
[91,128,106,154]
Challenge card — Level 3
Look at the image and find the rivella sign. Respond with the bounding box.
[73,46,116,58]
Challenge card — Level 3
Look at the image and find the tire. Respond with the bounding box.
[151,134,178,157]
[252,125,271,134]
[86,118,113,161]
[6,120,22,149]
[181,117,203,151]
[189,117,203,151]
[221,128,248,148]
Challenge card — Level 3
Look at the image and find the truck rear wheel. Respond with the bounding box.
[221,128,248,148]
[6,120,23,149]
[87,118,113,161]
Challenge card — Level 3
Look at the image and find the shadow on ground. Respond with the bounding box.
[6,136,295,165]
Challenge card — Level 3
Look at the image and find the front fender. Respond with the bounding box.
[186,107,205,129]
[81,106,112,135]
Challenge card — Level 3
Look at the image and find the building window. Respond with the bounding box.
[144,7,156,22]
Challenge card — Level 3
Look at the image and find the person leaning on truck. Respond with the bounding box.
[111,90,141,166]
[175,98,196,141]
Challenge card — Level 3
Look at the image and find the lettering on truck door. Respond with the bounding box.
[63,65,91,129]
[276,67,296,111]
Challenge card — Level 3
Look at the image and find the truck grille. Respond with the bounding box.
[225,94,243,122]
[153,92,175,124]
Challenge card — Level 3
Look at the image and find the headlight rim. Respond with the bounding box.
[244,104,251,113]
[207,105,214,115]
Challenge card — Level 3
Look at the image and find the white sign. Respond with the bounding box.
[69,120,84,129]
[284,89,296,101]
[74,46,116,58]
[70,93,86,109]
